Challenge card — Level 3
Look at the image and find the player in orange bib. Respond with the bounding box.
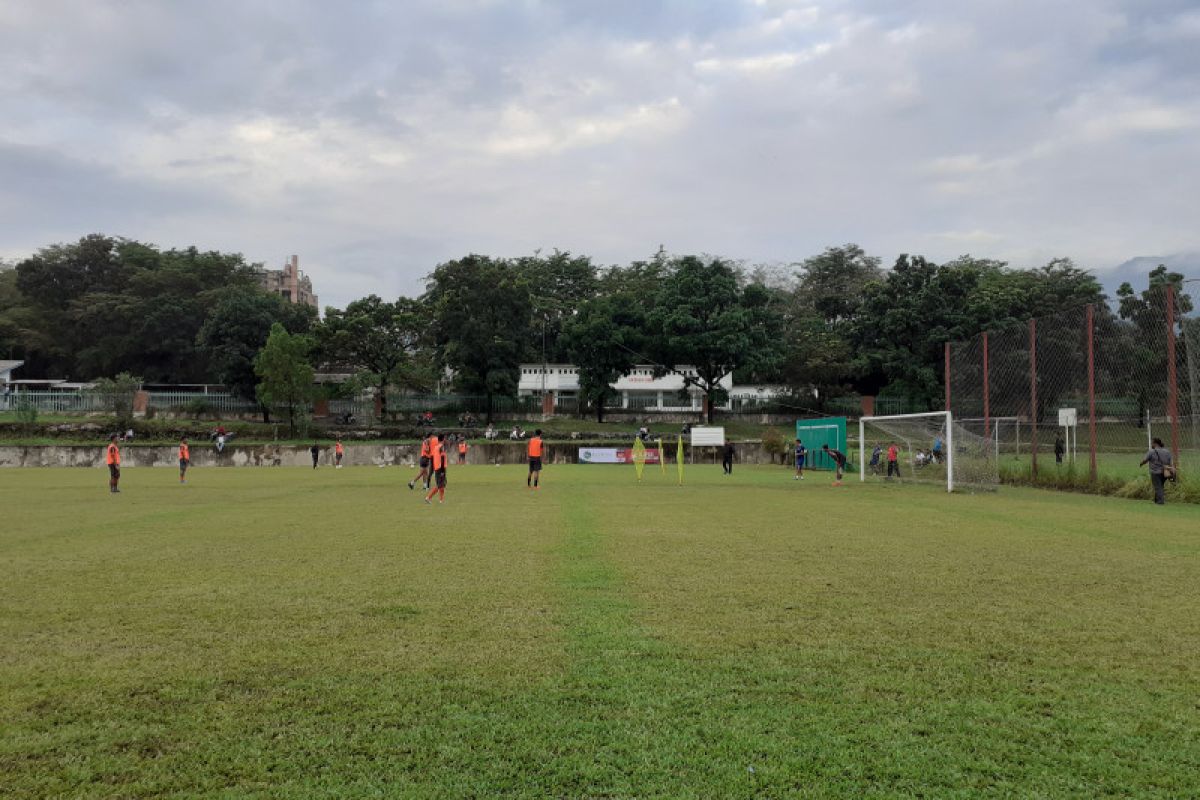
[457,437,468,465]
[526,429,543,490]
[178,436,190,484]
[424,433,448,504]
[106,434,122,493]
[335,438,344,469]
[409,433,433,491]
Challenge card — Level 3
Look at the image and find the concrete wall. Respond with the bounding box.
[0,442,784,468]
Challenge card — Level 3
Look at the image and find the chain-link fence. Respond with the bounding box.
[947,280,1197,482]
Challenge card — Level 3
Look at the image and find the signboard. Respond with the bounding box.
[1058,408,1077,427]
[689,426,726,446]
[578,448,662,464]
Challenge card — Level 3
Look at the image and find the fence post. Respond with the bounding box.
[944,342,951,412]
[1029,318,1038,478]
[982,332,990,439]
[1087,303,1098,481]
[1166,284,1181,464]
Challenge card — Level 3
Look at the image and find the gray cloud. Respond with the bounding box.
[1,0,1197,307]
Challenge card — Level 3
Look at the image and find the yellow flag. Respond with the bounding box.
[632,437,646,481]
[676,437,685,485]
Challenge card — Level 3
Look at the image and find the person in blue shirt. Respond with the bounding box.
[932,435,944,464]
[793,439,807,480]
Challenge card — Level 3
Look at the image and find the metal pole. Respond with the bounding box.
[1030,318,1038,478]
[859,417,866,482]
[946,410,954,493]
[1087,303,1098,481]
[1166,284,1181,464]
[982,332,990,439]
[944,342,951,412]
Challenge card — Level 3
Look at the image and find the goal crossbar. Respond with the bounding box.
[859,411,954,493]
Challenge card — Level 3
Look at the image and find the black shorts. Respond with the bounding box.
[434,468,447,488]
[528,457,542,471]
[108,464,120,479]
[419,456,430,468]
[179,459,189,470]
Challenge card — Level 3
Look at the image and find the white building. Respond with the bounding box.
[518,364,734,411]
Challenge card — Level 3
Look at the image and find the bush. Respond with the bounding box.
[761,428,791,465]
[14,399,38,429]
[999,462,1198,504]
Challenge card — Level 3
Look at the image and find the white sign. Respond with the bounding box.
[690,426,726,446]
[1058,408,1077,427]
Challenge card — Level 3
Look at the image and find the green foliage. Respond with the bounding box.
[91,372,142,430]
[13,397,38,429]
[647,255,783,422]
[561,293,643,421]
[424,255,531,421]
[315,295,430,419]
[254,324,315,437]
[999,461,1200,504]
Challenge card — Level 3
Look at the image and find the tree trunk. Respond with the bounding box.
[705,388,715,424]
[485,392,493,424]
[377,378,388,422]
[596,391,606,423]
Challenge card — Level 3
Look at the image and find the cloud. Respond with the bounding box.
[1,0,1198,306]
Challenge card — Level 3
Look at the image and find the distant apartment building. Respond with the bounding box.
[258,255,319,308]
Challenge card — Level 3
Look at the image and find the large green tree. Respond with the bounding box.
[254,323,315,437]
[646,256,783,423]
[561,293,644,422]
[315,295,431,420]
[196,289,315,418]
[514,251,599,363]
[424,255,531,422]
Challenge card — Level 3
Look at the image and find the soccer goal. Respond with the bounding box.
[859,411,998,492]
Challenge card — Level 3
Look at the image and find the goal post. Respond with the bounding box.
[859,410,997,492]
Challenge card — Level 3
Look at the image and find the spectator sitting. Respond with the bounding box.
[124,428,134,442]
[485,424,496,440]
[510,426,521,440]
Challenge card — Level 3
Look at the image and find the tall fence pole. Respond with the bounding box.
[982,332,990,439]
[1087,303,1098,481]
[1029,318,1038,478]
[1166,284,1181,464]
[944,342,951,412]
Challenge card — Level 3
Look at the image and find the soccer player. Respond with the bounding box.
[424,433,447,504]
[409,432,433,490]
[722,441,734,475]
[178,436,190,484]
[869,444,883,476]
[527,428,544,489]
[886,442,900,480]
[793,438,807,480]
[335,438,344,469]
[310,443,320,469]
[106,434,121,493]
[821,444,847,485]
[457,437,468,465]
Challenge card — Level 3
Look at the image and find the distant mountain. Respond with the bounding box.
[1093,252,1200,300]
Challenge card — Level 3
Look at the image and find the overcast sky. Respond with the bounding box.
[2,0,1198,308]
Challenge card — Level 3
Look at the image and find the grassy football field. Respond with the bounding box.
[2,463,1198,798]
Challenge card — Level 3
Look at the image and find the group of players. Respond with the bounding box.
[104,429,546,499]
[405,429,544,504]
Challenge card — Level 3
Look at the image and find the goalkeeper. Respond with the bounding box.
[821,444,847,485]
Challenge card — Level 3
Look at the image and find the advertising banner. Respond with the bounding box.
[578,447,662,464]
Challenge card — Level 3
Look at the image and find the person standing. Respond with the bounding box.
[886,442,900,480]
[1054,433,1065,465]
[822,444,847,485]
[793,439,807,480]
[527,429,544,490]
[1139,437,1174,505]
[932,435,944,464]
[178,436,190,484]
[106,433,122,494]
[722,441,734,475]
[457,437,468,465]
[869,444,883,476]
[310,443,320,469]
[335,438,344,469]
[425,433,448,504]
[409,432,432,490]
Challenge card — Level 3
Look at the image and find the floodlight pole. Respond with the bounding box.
[946,410,954,493]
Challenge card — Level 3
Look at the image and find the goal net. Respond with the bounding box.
[859,411,998,492]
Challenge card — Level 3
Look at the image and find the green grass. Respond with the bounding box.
[2,465,1198,797]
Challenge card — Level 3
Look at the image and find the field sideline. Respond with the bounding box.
[2,464,1198,797]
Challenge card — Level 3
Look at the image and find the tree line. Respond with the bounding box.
[0,234,1191,426]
